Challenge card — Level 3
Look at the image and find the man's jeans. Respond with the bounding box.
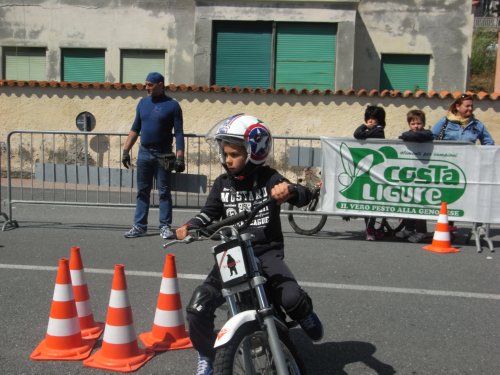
[133,146,172,231]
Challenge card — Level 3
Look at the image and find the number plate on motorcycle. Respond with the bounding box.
[213,240,248,287]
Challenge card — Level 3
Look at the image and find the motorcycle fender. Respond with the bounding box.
[214,310,257,348]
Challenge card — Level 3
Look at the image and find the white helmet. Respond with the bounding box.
[206,114,272,166]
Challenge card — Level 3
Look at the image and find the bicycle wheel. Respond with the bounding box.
[287,192,328,235]
[213,323,304,375]
[374,217,405,238]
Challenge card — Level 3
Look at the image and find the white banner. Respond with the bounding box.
[319,137,500,224]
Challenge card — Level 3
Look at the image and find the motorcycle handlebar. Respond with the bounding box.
[201,184,298,237]
[202,198,272,236]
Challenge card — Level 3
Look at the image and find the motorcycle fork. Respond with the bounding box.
[242,236,291,375]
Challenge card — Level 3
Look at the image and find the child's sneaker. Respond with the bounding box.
[195,354,213,375]
[123,225,146,238]
[366,228,376,241]
[298,312,324,342]
[395,229,413,239]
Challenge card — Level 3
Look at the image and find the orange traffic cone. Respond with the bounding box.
[139,253,192,351]
[83,264,154,372]
[30,258,96,361]
[423,202,460,254]
[69,246,104,340]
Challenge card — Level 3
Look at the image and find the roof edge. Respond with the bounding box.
[0,80,498,101]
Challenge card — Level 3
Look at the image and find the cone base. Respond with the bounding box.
[423,244,460,253]
[139,331,193,352]
[83,347,154,373]
[81,322,105,340]
[30,338,96,361]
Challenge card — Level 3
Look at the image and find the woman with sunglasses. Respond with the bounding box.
[432,94,495,145]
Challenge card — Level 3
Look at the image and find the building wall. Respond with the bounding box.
[0,0,473,91]
[355,0,474,92]
[193,1,358,89]
[1,85,498,146]
[0,0,196,84]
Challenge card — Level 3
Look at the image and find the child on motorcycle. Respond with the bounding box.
[176,114,324,375]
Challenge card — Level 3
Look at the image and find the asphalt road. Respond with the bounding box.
[1,203,499,375]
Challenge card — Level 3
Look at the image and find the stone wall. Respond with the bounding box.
[1,86,498,143]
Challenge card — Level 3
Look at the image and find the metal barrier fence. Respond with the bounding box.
[0,141,10,226]
[1,130,321,230]
[473,16,500,30]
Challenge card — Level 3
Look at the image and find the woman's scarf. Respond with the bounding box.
[446,111,473,127]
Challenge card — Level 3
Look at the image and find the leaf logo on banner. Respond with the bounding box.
[337,142,467,206]
[338,142,378,188]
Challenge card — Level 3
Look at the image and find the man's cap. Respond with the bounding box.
[145,72,164,84]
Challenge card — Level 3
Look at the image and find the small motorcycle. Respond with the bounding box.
[163,199,305,375]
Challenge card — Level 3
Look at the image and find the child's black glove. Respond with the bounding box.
[174,156,185,173]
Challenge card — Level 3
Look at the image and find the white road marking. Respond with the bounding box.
[2,263,499,301]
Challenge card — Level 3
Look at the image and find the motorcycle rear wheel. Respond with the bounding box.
[213,322,304,375]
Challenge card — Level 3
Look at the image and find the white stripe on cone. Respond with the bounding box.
[160,278,179,294]
[75,300,92,316]
[438,214,448,223]
[109,290,130,308]
[53,284,74,302]
[153,309,184,327]
[434,231,451,241]
[102,324,137,344]
[70,269,86,286]
[47,317,81,336]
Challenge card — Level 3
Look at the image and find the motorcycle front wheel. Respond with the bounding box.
[213,322,304,375]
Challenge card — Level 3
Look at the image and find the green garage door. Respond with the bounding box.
[62,48,105,82]
[4,47,46,80]
[121,50,165,84]
[380,54,430,92]
[213,22,273,89]
[275,23,336,90]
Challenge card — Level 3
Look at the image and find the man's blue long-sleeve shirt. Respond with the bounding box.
[131,94,184,152]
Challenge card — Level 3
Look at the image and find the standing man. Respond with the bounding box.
[122,72,185,239]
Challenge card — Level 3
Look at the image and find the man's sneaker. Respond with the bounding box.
[395,229,413,239]
[298,312,323,342]
[160,225,175,240]
[408,232,426,243]
[196,355,213,375]
[123,225,146,238]
[366,229,376,241]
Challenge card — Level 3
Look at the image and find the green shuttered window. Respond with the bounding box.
[213,22,273,88]
[62,48,105,82]
[121,50,165,84]
[276,23,336,90]
[380,54,430,92]
[4,47,46,80]
[213,21,337,90]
